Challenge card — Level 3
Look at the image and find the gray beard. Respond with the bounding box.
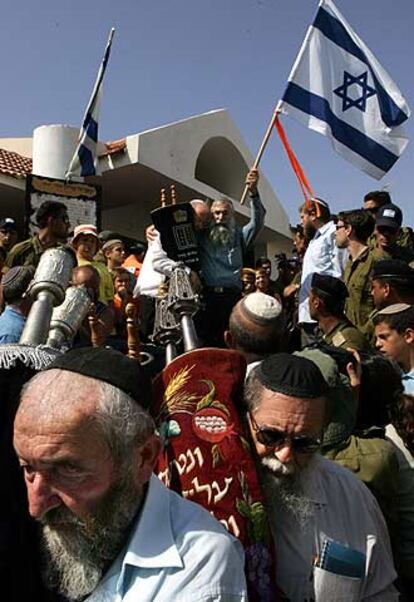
[208,220,236,247]
[41,471,143,601]
[260,455,316,531]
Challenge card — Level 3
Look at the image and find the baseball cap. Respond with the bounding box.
[0,217,17,231]
[376,203,403,230]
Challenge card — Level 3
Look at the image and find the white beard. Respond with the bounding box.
[41,476,143,601]
[208,218,237,247]
[260,454,317,530]
[261,455,297,476]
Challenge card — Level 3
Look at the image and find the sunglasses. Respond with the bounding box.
[249,413,321,454]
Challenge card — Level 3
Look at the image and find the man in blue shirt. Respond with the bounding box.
[197,168,266,346]
[0,265,34,344]
[298,198,345,346]
[13,347,247,601]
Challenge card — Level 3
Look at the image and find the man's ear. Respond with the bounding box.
[383,283,391,299]
[134,434,162,485]
[224,330,233,349]
[404,328,414,345]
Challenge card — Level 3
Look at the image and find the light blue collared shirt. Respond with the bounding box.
[0,305,26,344]
[86,475,247,601]
[299,220,344,324]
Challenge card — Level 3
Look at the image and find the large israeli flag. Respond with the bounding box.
[65,28,115,179]
[279,0,410,179]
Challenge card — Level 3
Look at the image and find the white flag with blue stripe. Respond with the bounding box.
[65,28,115,179]
[279,0,410,179]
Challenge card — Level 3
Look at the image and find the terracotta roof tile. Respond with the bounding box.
[101,138,127,156]
[0,137,126,181]
[0,148,32,179]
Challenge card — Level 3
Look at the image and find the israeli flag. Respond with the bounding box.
[65,28,115,179]
[279,0,410,179]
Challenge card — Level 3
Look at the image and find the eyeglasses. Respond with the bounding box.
[335,224,346,231]
[249,413,321,454]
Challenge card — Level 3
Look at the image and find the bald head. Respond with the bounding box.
[190,199,210,231]
[14,368,156,470]
[16,370,100,429]
[72,265,100,301]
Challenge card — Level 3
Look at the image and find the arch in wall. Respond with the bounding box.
[195,136,250,200]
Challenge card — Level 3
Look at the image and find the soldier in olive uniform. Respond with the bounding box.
[309,273,369,351]
[362,259,414,343]
[6,201,70,269]
[336,209,375,331]
[371,203,414,265]
[364,190,414,252]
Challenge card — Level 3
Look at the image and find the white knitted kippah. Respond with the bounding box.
[242,292,283,324]
[377,303,412,315]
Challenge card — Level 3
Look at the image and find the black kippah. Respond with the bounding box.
[256,353,328,398]
[311,273,348,300]
[44,346,152,409]
[372,259,414,281]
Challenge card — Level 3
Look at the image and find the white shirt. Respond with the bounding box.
[86,475,247,601]
[134,232,190,298]
[299,220,343,324]
[133,235,167,298]
[264,455,398,601]
[386,424,414,570]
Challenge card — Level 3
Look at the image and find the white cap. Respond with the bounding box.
[72,224,98,243]
[377,303,412,315]
[241,292,283,325]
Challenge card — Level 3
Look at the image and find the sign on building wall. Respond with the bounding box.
[25,174,101,236]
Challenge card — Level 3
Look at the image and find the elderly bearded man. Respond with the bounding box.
[244,353,398,601]
[197,168,266,347]
[13,347,247,602]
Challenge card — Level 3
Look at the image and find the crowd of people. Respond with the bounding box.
[0,172,414,601]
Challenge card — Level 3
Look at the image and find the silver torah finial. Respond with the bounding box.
[47,285,93,349]
[167,264,200,352]
[20,247,76,346]
[152,296,182,365]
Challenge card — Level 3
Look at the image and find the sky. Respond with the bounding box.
[1,0,413,227]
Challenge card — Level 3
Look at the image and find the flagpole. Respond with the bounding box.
[65,27,115,181]
[239,100,282,205]
[240,4,320,206]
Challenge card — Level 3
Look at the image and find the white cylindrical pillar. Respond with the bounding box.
[32,124,79,179]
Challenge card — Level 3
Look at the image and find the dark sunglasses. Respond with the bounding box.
[249,413,321,454]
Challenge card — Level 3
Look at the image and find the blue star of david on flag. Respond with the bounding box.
[334,71,377,112]
[279,0,410,180]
